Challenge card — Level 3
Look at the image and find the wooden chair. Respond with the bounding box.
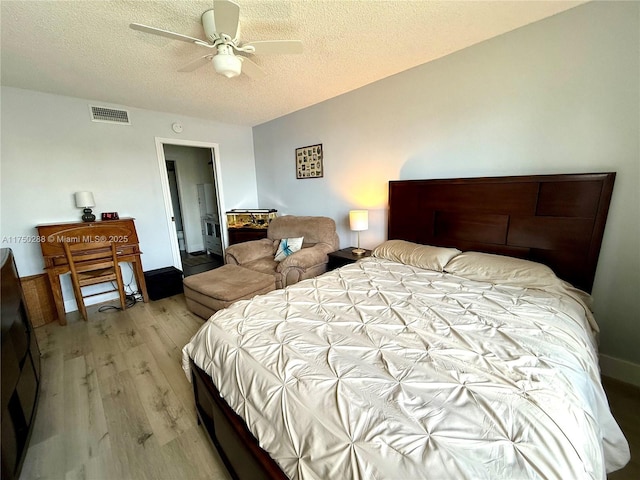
[62,240,127,321]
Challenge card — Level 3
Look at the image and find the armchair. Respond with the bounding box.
[225,215,339,289]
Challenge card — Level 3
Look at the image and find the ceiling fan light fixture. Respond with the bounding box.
[131,0,302,80]
[212,53,242,78]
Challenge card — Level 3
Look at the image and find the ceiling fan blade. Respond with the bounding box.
[130,23,210,47]
[239,57,266,79]
[244,40,303,55]
[178,55,213,72]
[212,0,240,40]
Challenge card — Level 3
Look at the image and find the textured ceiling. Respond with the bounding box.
[1,1,584,127]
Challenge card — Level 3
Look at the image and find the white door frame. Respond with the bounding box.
[154,137,227,270]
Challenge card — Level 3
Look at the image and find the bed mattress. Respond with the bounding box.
[183,257,629,479]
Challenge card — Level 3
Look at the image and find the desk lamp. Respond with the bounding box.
[349,210,368,255]
[75,191,96,222]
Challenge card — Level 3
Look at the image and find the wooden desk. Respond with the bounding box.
[36,218,149,325]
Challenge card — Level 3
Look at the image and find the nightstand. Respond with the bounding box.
[327,247,372,271]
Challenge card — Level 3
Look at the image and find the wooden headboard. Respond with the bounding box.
[388,173,615,293]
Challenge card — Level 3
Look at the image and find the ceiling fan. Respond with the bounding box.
[130,0,302,79]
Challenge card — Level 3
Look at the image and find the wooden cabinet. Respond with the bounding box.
[227,227,268,245]
[1,249,41,480]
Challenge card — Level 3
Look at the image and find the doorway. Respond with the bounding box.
[155,138,227,275]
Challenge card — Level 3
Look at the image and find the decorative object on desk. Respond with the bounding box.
[295,144,323,179]
[75,191,96,222]
[349,209,368,255]
[101,212,119,221]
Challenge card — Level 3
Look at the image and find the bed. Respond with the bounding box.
[182,172,629,479]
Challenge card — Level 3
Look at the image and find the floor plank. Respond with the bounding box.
[87,313,130,394]
[138,322,195,416]
[29,347,64,446]
[103,369,180,480]
[160,426,229,480]
[19,434,66,480]
[145,300,195,352]
[62,354,110,474]
[123,343,192,446]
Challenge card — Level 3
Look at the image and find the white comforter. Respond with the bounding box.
[183,257,630,480]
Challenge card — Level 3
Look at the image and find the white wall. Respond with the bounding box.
[253,2,640,368]
[0,87,258,310]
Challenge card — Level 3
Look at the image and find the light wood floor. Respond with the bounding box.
[19,294,639,480]
[605,376,640,480]
[20,295,230,480]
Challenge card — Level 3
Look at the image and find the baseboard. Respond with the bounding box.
[599,354,640,387]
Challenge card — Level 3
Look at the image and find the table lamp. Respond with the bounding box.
[349,210,368,255]
[75,191,96,222]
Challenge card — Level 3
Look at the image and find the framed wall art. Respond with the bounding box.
[295,144,323,179]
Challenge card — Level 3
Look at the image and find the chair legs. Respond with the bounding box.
[115,264,127,311]
[70,279,89,321]
[70,267,128,322]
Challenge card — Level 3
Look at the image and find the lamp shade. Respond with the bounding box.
[75,191,95,208]
[349,210,368,231]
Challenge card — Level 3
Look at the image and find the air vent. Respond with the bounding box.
[89,105,131,124]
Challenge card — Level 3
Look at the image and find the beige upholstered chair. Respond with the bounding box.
[225,215,339,289]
